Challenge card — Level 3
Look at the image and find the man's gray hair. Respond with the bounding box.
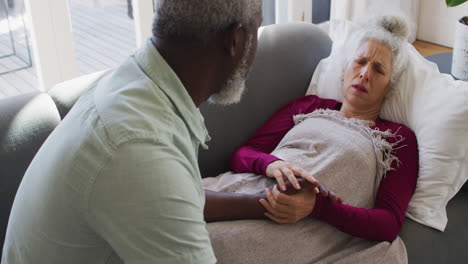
[346,15,410,91]
[153,0,262,42]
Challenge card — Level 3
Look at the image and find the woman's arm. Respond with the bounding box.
[310,126,419,241]
[230,95,339,175]
[260,125,418,241]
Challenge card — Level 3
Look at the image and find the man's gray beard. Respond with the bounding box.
[208,36,253,105]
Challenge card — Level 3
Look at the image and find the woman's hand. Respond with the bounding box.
[282,178,344,204]
[266,160,319,191]
[259,185,316,224]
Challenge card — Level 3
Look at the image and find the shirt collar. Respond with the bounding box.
[134,38,211,148]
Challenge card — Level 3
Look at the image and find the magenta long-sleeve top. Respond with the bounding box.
[229,95,418,242]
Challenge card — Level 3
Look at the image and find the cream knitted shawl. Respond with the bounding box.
[203,110,406,264]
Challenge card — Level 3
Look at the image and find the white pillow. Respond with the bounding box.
[307,19,468,231]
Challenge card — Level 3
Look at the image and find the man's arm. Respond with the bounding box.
[204,178,335,223]
[204,190,266,222]
[87,142,216,263]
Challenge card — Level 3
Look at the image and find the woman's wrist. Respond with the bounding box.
[309,193,325,218]
[262,157,283,176]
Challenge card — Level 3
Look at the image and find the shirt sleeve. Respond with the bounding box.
[229,95,339,175]
[310,124,419,242]
[86,141,216,264]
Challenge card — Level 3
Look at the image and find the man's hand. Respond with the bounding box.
[259,185,316,224]
[266,160,319,191]
[282,178,344,204]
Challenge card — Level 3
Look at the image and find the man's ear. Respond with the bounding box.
[223,23,245,57]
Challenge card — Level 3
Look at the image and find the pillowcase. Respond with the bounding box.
[307,19,468,231]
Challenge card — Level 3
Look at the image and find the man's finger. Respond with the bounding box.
[318,184,329,197]
[291,167,319,187]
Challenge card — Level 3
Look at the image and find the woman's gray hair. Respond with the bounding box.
[346,15,410,91]
[153,0,262,42]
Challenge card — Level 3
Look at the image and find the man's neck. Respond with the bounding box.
[151,36,217,107]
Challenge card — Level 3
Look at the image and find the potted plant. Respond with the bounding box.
[448,0,468,80]
[447,0,468,6]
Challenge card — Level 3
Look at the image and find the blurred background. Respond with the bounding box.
[0,0,464,100]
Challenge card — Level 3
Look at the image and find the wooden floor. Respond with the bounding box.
[0,0,136,100]
[412,40,453,57]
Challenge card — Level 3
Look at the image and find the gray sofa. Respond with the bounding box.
[1,23,467,263]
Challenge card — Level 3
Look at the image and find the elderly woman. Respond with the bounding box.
[203,16,418,263]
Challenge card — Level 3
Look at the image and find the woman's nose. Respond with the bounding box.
[359,66,370,81]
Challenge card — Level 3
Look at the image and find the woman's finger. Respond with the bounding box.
[290,166,319,187]
[272,185,292,206]
[328,190,338,202]
[265,188,289,213]
[275,176,287,192]
[272,170,287,191]
[280,167,300,190]
[259,199,289,219]
[264,212,289,224]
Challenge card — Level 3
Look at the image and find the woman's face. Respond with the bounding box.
[341,40,393,111]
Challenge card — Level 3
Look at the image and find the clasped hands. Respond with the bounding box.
[260,160,343,224]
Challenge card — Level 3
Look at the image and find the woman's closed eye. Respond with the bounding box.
[375,66,385,75]
[355,58,366,65]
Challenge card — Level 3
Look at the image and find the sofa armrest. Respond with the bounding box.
[0,92,61,257]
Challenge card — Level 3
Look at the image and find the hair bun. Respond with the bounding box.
[375,15,409,40]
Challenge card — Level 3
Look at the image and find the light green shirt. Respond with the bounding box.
[2,39,216,264]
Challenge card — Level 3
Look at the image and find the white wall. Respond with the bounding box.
[288,0,312,23]
[133,0,155,47]
[275,0,288,24]
[330,0,420,43]
[417,0,468,47]
[276,0,312,24]
[25,0,78,91]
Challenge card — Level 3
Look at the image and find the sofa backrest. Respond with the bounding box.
[48,70,110,119]
[0,92,61,257]
[198,23,332,178]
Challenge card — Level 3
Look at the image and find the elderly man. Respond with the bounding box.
[1,0,262,263]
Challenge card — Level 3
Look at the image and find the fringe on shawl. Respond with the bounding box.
[293,109,405,178]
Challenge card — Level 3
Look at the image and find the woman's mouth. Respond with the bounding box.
[352,84,368,93]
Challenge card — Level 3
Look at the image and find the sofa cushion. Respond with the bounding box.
[400,191,468,263]
[0,92,61,257]
[198,23,332,178]
[48,70,110,119]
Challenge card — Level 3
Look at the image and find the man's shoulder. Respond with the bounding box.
[92,69,187,147]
